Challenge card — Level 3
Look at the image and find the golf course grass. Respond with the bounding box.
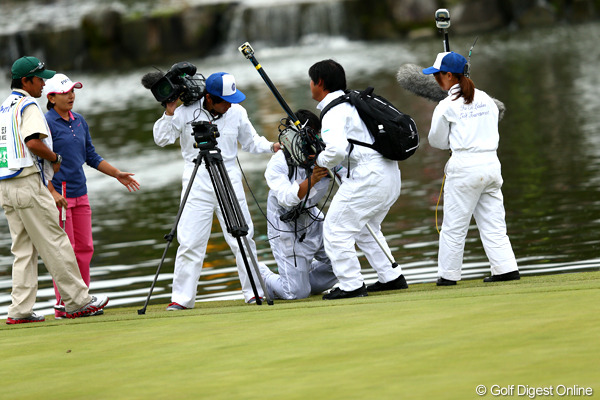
[2,271,599,400]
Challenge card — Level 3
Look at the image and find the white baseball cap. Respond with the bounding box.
[45,73,83,94]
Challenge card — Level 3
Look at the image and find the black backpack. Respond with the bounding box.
[320,87,419,161]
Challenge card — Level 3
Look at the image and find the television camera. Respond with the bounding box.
[143,61,205,106]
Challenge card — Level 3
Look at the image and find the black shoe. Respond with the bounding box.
[367,275,408,292]
[436,277,457,286]
[323,284,368,300]
[483,270,520,282]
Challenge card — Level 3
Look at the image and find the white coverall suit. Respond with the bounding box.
[316,90,403,292]
[429,84,518,281]
[261,151,338,299]
[153,98,272,305]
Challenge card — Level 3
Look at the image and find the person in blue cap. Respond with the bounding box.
[153,71,281,308]
[423,51,520,285]
[1,56,109,324]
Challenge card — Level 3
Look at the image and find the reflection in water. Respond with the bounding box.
[1,23,600,317]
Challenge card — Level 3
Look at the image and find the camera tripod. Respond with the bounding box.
[138,131,273,315]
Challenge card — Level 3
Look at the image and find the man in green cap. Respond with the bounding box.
[0,56,109,324]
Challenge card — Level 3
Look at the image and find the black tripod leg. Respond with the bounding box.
[137,240,173,315]
[208,161,238,232]
[137,155,203,315]
[202,150,272,306]
[235,236,262,304]
[215,160,272,305]
[242,236,274,305]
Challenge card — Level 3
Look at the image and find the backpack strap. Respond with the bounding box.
[320,92,354,177]
[319,93,350,122]
[320,91,378,178]
[345,87,377,151]
[346,143,353,178]
[348,138,375,151]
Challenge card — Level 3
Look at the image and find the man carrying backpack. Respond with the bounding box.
[309,59,408,299]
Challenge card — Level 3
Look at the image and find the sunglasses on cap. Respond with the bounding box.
[27,61,46,76]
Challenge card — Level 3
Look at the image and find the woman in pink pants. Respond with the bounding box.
[44,74,140,318]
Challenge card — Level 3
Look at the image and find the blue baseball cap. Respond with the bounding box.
[422,52,467,75]
[205,72,246,103]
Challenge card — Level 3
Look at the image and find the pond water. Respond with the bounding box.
[1,22,599,317]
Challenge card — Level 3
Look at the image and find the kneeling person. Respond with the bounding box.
[260,110,338,299]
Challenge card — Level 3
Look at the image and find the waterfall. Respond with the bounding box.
[224,0,351,52]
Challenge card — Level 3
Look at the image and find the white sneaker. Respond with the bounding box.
[66,295,109,319]
[246,297,264,304]
[166,302,188,311]
[6,312,45,325]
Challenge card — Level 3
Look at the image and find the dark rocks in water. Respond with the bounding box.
[0,0,597,72]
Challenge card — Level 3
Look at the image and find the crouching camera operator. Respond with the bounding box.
[259,110,339,300]
[143,63,280,307]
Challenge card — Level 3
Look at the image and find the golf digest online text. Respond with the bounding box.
[475,385,593,398]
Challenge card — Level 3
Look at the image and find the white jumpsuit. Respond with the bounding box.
[261,151,338,299]
[316,91,403,292]
[153,98,272,305]
[429,84,518,281]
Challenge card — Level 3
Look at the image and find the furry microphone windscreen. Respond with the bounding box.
[141,71,165,89]
[396,63,506,121]
[396,63,447,103]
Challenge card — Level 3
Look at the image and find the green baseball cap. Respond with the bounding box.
[11,56,56,79]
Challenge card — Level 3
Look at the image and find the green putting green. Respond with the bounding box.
[2,271,599,400]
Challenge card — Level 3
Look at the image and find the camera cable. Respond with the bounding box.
[236,156,335,240]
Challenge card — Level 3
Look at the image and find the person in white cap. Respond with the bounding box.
[0,56,108,324]
[422,51,519,285]
[43,73,140,318]
[153,71,281,308]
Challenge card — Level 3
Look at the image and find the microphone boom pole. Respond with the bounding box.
[238,42,301,128]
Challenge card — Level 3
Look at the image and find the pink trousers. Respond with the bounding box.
[53,195,94,311]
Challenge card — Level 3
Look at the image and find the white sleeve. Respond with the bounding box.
[265,153,302,208]
[153,112,181,147]
[236,106,273,154]
[428,102,451,150]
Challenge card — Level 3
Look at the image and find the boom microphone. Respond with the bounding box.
[396,63,447,103]
[141,71,164,89]
[493,98,506,121]
[396,63,506,120]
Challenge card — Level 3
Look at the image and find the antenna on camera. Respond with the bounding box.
[464,36,479,78]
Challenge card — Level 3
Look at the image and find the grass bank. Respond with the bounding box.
[2,271,599,399]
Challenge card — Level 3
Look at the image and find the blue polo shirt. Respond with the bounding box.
[45,108,104,198]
